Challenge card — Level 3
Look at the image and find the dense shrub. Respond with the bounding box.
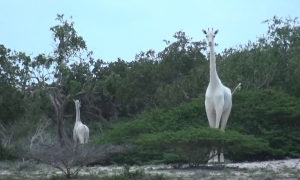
[136,127,268,166]
[93,90,300,164]
[0,145,16,161]
[92,97,207,145]
[228,90,300,161]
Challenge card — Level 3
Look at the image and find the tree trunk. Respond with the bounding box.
[57,108,65,147]
[49,92,70,147]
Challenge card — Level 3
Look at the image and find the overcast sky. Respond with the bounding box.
[0,0,299,62]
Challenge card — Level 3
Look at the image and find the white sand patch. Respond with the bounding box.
[226,159,300,171]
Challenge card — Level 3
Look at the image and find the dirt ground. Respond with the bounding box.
[1,159,300,179]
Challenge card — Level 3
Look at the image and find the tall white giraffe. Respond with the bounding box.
[203,28,232,163]
[73,99,89,145]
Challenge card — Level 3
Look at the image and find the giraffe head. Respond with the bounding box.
[202,28,218,47]
[73,99,81,108]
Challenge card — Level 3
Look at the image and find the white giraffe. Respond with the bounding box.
[203,28,233,163]
[73,99,89,145]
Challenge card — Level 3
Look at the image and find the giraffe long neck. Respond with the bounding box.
[75,104,81,123]
[209,44,220,86]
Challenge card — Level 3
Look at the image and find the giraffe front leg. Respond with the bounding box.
[219,149,224,163]
[206,110,217,164]
[205,100,216,128]
[214,95,224,129]
[220,104,232,132]
[213,97,225,163]
[208,150,214,163]
[208,148,218,163]
[213,149,219,163]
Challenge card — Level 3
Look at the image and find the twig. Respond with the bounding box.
[30,117,51,149]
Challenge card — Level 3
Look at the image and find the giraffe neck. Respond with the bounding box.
[209,44,220,86]
[75,104,81,123]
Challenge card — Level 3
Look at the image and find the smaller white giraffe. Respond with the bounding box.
[73,99,89,144]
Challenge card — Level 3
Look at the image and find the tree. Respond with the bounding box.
[27,14,91,146]
[218,16,300,97]
[0,45,31,125]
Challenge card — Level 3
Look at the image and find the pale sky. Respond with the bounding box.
[0,0,299,62]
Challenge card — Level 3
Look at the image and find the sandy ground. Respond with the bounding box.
[1,159,300,179]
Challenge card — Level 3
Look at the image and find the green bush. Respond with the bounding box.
[91,97,207,145]
[93,90,300,164]
[229,90,300,160]
[136,127,268,167]
[0,145,16,161]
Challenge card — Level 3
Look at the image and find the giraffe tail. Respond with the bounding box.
[232,83,242,95]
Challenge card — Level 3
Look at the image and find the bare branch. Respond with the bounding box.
[256,74,270,89]
[49,93,60,113]
[177,84,190,101]
[0,123,13,148]
[30,117,51,149]
[109,100,120,108]
[76,92,87,99]
[30,76,40,83]
[85,104,108,123]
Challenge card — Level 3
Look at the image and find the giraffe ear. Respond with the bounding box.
[214,30,219,35]
[202,29,207,34]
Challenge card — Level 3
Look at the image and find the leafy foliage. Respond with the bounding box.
[228,90,300,160]
[0,145,16,161]
[92,97,207,145]
[136,127,268,166]
[218,16,300,96]
[0,45,28,124]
